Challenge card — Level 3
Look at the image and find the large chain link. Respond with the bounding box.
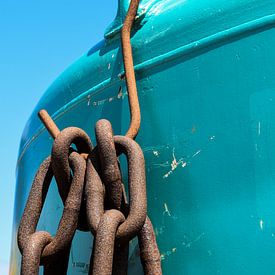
[17,0,162,274]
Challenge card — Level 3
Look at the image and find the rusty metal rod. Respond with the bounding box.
[38,109,60,139]
[121,0,141,139]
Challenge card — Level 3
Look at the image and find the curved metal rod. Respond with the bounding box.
[38,109,60,139]
[121,0,141,139]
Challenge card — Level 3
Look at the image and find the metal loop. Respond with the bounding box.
[51,127,93,202]
[41,152,86,259]
[85,155,105,234]
[95,119,123,210]
[18,152,86,268]
[21,231,52,275]
[113,135,147,241]
[91,210,125,275]
[18,157,53,253]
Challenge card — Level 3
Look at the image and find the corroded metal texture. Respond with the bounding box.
[38,110,60,139]
[51,127,92,202]
[91,210,125,275]
[138,217,162,275]
[18,116,161,274]
[20,232,52,275]
[85,156,105,234]
[114,135,147,241]
[18,152,86,274]
[18,157,53,254]
[95,119,123,210]
[121,0,141,139]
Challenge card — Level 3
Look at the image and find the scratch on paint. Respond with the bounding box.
[258,121,261,136]
[87,87,128,107]
[153,161,169,168]
[163,202,171,216]
[182,233,205,248]
[192,149,202,158]
[163,148,187,179]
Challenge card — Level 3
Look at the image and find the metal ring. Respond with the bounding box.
[51,127,92,202]
[18,152,86,265]
[95,119,123,210]
[113,135,147,241]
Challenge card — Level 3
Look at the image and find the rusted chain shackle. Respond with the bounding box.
[18,152,86,275]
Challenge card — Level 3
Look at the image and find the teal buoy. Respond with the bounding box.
[10,0,275,274]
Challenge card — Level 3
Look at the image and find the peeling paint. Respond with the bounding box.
[160,246,177,261]
[163,148,187,179]
[153,150,160,156]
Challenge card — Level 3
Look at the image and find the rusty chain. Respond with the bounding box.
[17,0,162,274]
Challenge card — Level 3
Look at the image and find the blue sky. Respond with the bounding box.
[0,1,117,273]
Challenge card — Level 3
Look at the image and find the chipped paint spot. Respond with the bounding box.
[259,219,264,230]
[191,126,196,133]
[153,150,160,156]
[163,203,171,217]
[209,135,215,140]
[111,54,115,58]
[163,148,187,179]
[108,63,111,70]
[160,247,177,260]
[87,95,91,106]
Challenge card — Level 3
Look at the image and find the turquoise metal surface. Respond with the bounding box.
[10,0,275,274]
